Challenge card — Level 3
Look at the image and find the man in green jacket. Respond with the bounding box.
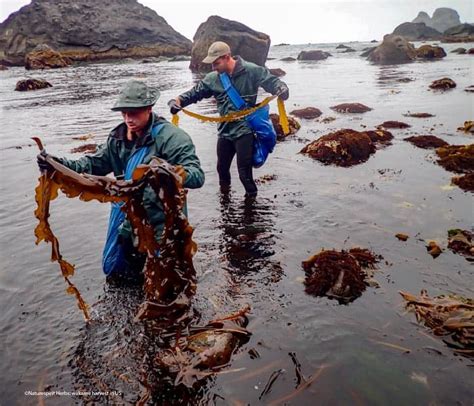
[169,41,289,197]
[37,80,205,280]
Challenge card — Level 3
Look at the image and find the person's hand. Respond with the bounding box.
[175,165,186,184]
[277,86,289,101]
[168,98,182,115]
[37,153,56,172]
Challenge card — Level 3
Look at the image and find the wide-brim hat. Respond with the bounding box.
[111,80,160,111]
[202,41,231,64]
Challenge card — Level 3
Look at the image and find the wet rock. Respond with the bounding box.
[269,68,286,77]
[426,241,442,258]
[392,22,442,41]
[468,48,474,55]
[319,116,336,124]
[464,86,474,93]
[0,64,8,71]
[190,15,270,72]
[457,121,474,133]
[429,77,456,90]
[367,34,416,65]
[289,107,322,119]
[360,46,376,57]
[447,229,474,258]
[270,113,300,140]
[15,78,52,91]
[297,50,331,61]
[330,103,372,113]
[400,290,474,357]
[377,121,411,129]
[363,130,393,147]
[396,233,409,241]
[0,0,191,66]
[452,174,474,193]
[404,135,449,149]
[25,45,72,70]
[436,144,474,174]
[415,44,446,59]
[302,248,380,304]
[403,112,435,118]
[280,57,296,61]
[300,129,376,167]
[336,44,351,49]
[451,47,467,54]
[70,143,98,154]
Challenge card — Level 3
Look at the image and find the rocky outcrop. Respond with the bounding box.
[411,8,461,33]
[189,15,270,72]
[443,24,474,42]
[15,78,52,91]
[392,22,442,41]
[367,34,416,65]
[415,45,446,59]
[297,50,331,61]
[429,78,456,90]
[0,0,192,66]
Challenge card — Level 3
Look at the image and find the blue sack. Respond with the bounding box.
[102,121,164,276]
[219,73,277,168]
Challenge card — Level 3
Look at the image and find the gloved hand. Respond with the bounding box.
[37,153,57,172]
[167,98,182,115]
[277,86,289,101]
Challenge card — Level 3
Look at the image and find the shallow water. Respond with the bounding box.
[0,41,473,405]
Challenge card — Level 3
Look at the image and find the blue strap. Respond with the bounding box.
[219,73,247,110]
[102,122,165,275]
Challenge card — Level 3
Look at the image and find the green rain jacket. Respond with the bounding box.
[178,56,288,140]
[59,113,205,241]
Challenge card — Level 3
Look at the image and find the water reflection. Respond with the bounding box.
[218,192,282,285]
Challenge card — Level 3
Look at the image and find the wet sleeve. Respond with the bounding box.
[58,141,114,176]
[162,129,205,189]
[178,76,214,107]
[256,66,288,95]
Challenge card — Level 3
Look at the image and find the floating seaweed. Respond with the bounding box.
[400,290,474,357]
[302,248,381,304]
[270,113,300,139]
[447,229,474,260]
[436,144,474,192]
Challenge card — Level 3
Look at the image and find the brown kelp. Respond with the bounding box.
[32,137,196,325]
[400,290,474,357]
[302,248,381,304]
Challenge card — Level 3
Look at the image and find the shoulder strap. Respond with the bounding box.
[219,72,246,110]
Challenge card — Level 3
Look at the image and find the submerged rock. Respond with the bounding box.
[415,44,446,59]
[447,229,474,259]
[70,143,98,154]
[451,47,467,54]
[429,77,456,90]
[270,113,300,140]
[300,129,385,167]
[15,78,52,91]
[330,103,372,113]
[403,112,435,118]
[377,121,411,129]
[464,86,474,93]
[290,107,322,119]
[404,135,449,149]
[190,15,270,72]
[25,45,72,70]
[400,290,474,357]
[280,57,296,61]
[269,68,286,77]
[336,44,351,49]
[297,50,331,61]
[302,248,380,304]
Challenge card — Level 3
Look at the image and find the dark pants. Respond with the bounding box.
[216,133,258,196]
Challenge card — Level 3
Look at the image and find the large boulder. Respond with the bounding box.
[189,15,270,72]
[0,0,192,66]
[25,44,72,69]
[412,11,431,26]
[431,8,461,33]
[367,34,416,65]
[297,50,331,61]
[415,45,446,59]
[392,22,442,41]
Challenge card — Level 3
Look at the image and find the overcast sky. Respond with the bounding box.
[1,0,472,43]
